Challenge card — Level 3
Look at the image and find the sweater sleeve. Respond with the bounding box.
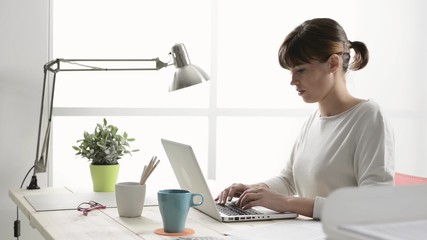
[354,106,395,186]
[313,196,325,220]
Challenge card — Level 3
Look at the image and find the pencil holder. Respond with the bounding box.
[115,182,146,217]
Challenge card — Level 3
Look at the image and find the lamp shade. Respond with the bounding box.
[169,43,209,91]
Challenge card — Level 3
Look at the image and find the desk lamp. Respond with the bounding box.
[27,43,209,189]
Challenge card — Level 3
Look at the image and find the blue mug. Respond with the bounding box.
[158,189,204,233]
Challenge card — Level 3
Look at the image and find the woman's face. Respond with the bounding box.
[289,60,335,103]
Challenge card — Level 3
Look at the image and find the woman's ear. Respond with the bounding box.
[328,54,340,73]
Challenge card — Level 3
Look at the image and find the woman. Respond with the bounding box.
[216,18,394,220]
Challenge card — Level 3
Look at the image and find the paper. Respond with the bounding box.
[226,220,325,240]
[339,219,427,240]
[25,191,158,212]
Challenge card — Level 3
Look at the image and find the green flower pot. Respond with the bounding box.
[90,164,120,192]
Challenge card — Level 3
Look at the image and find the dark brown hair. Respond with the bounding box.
[278,18,369,72]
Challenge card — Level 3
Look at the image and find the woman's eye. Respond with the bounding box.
[290,67,306,75]
[293,68,305,74]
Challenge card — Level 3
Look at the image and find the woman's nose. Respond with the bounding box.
[290,75,297,86]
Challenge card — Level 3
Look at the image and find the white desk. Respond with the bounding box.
[9,187,325,240]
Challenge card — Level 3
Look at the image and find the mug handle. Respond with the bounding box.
[190,193,204,207]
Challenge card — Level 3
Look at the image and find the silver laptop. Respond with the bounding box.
[161,138,298,222]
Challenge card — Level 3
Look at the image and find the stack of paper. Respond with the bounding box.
[339,219,427,240]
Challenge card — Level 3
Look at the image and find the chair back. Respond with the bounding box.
[395,172,427,186]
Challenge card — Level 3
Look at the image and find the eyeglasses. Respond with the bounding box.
[77,201,106,216]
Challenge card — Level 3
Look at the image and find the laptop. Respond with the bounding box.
[161,138,298,222]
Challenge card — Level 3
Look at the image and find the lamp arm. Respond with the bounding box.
[27,68,50,189]
[44,58,171,72]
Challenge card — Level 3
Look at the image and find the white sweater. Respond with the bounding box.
[263,100,395,219]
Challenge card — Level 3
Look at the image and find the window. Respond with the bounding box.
[51,0,212,190]
[52,0,427,190]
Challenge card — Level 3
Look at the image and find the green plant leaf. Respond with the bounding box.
[72,118,139,165]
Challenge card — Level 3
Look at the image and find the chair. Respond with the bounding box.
[395,172,427,186]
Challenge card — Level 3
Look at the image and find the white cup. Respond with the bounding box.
[115,182,146,217]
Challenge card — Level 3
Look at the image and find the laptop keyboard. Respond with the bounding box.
[216,201,262,216]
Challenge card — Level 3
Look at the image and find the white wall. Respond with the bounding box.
[0,0,48,239]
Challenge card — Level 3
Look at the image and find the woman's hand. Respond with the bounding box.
[237,186,289,212]
[216,183,315,217]
[215,183,267,205]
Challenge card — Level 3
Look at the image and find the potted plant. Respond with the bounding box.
[72,118,139,192]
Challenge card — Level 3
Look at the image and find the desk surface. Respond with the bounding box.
[9,187,325,240]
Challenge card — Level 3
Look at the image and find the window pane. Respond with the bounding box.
[391,118,427,177]
[216,117,305,184]
[52,116,208,193]
[216,0,342,109]
[53,0,211,108]
[216,0,427,112]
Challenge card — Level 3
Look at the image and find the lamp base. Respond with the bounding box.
[27,176,40,190]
